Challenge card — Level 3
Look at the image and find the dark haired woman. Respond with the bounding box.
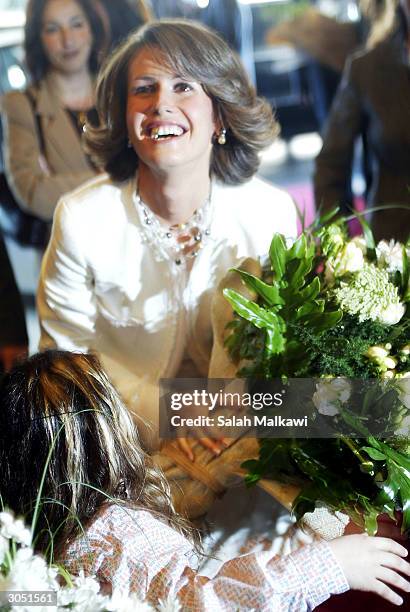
[314,0,410,241]
[1,350,409,608]
[37,20,297,454]
[1,0,105,224]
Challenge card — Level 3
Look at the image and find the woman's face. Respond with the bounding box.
[41,0,93,75]
[126,48,218,176]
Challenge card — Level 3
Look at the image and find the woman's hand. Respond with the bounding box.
[329,534,410,606]
[177,435,231,462]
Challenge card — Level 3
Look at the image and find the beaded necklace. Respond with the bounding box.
[134,190,212,266]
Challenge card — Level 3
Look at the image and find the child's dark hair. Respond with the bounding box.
[0,350,196,557]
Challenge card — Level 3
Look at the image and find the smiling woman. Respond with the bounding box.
[126,47,217,218]
[1,0,105,229]
[37,20,297,456]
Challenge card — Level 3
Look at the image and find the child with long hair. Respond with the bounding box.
[0,351,409,609]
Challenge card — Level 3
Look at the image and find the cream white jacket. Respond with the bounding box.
[38,174,296,448]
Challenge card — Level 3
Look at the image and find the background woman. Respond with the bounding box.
[1,0,105,224]
[37,20,297,453]
[0,350,409,609]
[314,0,410,241]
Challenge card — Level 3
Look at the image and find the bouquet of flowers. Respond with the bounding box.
[223,213,410,534]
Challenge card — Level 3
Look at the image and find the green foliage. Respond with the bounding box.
[224,233,342,377]
[224,221,410,533]
[363,438,410,532]
[244,436,408,535]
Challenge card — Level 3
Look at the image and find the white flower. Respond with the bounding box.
[3,547,58,599]
[0,511,31,546]
[334,263,405,325]
[396,373,410,410]
[58,572,108,611]
[365,346,389,360]
[376,239,407,274]
[379,302,406,326]
[394,414,410,437]
[334,241,365,276]
[313,378,351,416]
[107,589,154,611]
[381,370,395,380]
[351,236,367,254]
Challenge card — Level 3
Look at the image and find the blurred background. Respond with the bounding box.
[0,0,365,350]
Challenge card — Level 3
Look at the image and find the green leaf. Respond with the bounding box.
[223,288,285,355]
[269,234,287,279]
[357,215,376,257]
[363,505,379,535]
[301,310,342,332]
[297,277,321,303]
[296,303,321,318]
[287,233,307,261]
[233,269,284,307]
[366,437,410,532]
[362,447,386,461]
[223,289,277,328]
[266,327,286,354]
[287,257,313,289]
[339,409,371,438]
[316,206,341,226]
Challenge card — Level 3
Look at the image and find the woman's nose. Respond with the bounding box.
[151,87,174,114]
[61,27,74,48]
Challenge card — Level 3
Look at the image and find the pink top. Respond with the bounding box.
[63,504,349,611]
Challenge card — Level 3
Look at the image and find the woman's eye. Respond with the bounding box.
[174,82,193,93]
[131,85,154,95]
[43,24,59,34]
[72,18,86,29]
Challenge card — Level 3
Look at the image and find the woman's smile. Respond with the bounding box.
[143,121,188,141]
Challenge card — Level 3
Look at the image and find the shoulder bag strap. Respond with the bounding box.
[25,89,46,156]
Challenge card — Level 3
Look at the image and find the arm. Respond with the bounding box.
[65,506,410,609]
[37,200,98,352]
[0,232,28,369]
[313,56,364,215]
[2,91,95,221]
[64,506,348,610]
[37,201,160,450]
[177,542,348,611]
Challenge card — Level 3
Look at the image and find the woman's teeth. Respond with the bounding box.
[150,125,184,140]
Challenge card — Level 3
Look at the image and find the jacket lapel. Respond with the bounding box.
[33,76,91,171]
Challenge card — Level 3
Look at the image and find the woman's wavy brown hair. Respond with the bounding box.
[85,19,279,185]
[0,350,196,557]
[24,0,106,84]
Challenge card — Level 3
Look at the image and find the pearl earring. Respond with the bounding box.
[127,139,132,148]
[217,128,226,145]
